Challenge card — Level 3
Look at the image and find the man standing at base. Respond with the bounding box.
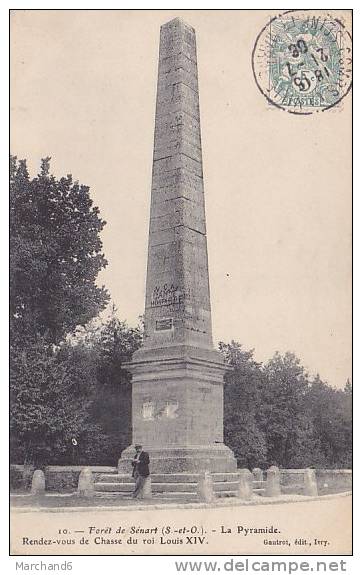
[131,444,150,498]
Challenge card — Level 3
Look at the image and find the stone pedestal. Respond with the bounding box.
[118,346,237,474]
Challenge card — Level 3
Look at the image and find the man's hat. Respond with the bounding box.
[135,444,142,449]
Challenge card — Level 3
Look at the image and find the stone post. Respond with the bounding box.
[265,466,281,497]
[197,471,214,502]
[252,468,263,482]
[303,468,318,496]
[77,467,94,498]
[142,476,152,499]
[23,464,35,491]
[31,469,45,495]
[237,469,253,500]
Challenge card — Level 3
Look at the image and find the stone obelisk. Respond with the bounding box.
[119,17,237,474]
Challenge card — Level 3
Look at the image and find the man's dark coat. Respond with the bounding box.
[132,451,150,478]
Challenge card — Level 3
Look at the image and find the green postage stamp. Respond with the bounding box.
[252,10,352,114]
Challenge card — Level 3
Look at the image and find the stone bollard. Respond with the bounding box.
[265,466,281,497]
[252,468,263,482]
[31,469,46,496]
[303,468,318,497]
[141,476,152,499]
[237,469,253,500]
[77,467,94,498]
[23,464,35,491]
[197,471,214,503]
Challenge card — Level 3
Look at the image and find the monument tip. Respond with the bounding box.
[161,16,195,31]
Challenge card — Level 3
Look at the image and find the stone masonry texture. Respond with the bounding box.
[144,17,212,351]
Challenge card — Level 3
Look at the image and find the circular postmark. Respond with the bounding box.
[252,10,352,114]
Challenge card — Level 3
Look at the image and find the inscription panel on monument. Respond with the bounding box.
[155,318,173,331]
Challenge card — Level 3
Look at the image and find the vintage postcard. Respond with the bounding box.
[10,9,352,557]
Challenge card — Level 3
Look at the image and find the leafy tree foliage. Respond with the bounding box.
[261,352,325,468]
[307,375,352,468]
[10,337,108,465]
[220,342,351,469]
[10,308,142,466]
[68,306,143,464]
[10,156,109,345]
[220,341,268,468]
[10,156,110,465]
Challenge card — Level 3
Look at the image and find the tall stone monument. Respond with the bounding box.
[119,17,237,474]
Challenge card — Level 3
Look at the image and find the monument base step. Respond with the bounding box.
[118,445,238,474]
[93,471,240,499]
[95,472,240,484]
[94,481,239,493]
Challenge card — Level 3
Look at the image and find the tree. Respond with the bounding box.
[10,156,109,345]
[220,344,348,470]
[66,305,143,464]
[10,336,108,465]
[308,375,352,468]
[10,156,110,465]
[344,378,352,394]
[220,341,268,468]
[10,308,143,466]
[262,352,325,468]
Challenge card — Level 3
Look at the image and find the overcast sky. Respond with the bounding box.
[11,9,351,388]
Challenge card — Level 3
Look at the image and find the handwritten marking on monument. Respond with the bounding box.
[151,283,184,307]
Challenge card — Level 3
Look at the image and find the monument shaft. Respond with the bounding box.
[145,17,212,350]
[119,18,237,473]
